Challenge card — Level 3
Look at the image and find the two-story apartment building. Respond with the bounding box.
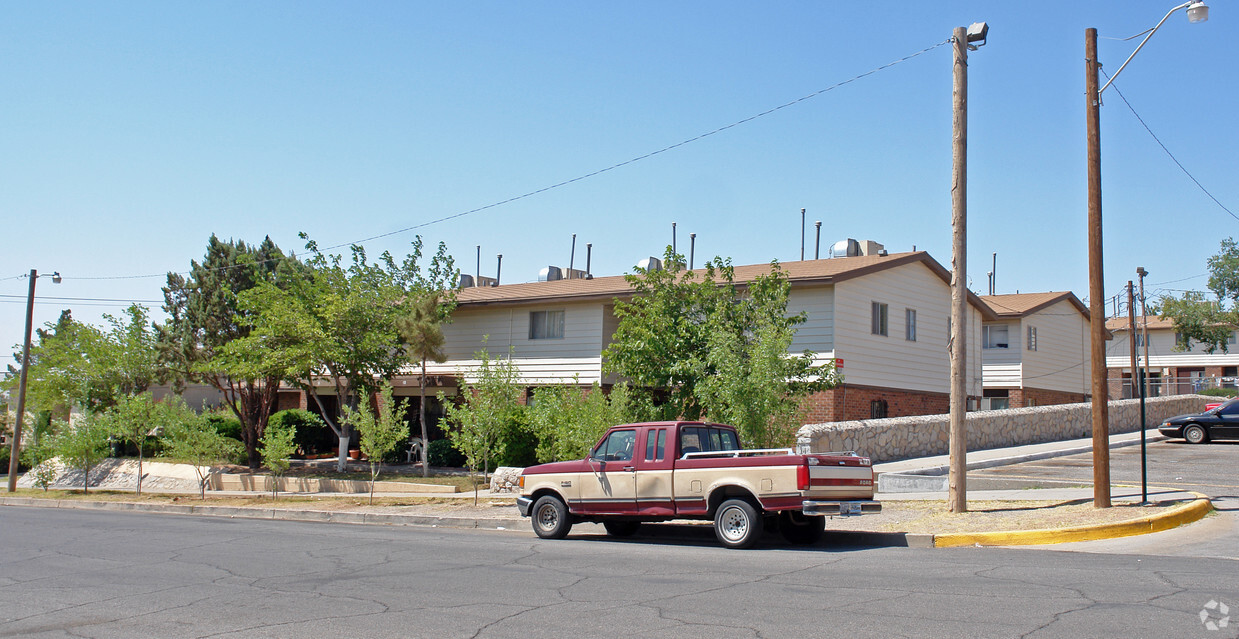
[422,250,993,422]
[977,292,1092,409]
[1106,315,1239,396]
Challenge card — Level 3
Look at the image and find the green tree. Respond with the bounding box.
[1160,238,1239,353]
[603,249,839,438]
[397,292,452,477]
[21,435,58,492]
[345,382,409,504]
[53,415,111,493]
[259,422,297,500]
[159,401,242,498]
[160,235,302,469]
[441,349,523,502]
[104,392,162,496]
[528,382,633,462]
[233,234,455,473]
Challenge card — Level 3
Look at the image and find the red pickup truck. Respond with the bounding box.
[517,421,880,549]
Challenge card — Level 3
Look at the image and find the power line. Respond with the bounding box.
[0,294,163,303]
[1102,70,1238,223]
[56,39,954,281]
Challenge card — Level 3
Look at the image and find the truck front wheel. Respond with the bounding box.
[779,510,826,545]
[714,499,762,549]
[531,495,572,539]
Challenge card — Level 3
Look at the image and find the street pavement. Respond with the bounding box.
[2,506,1237,638]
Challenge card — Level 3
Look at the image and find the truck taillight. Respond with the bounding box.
[797,462,810,491]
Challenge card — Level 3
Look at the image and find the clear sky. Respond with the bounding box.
[2,1,1235,359]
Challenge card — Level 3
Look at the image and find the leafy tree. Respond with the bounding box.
[346,382,409,504]
[259,422,297,500]
[160,235,302,469]
[528,382,634,462]
[397,292,451,477]
[603,249,839,438]
[1159,239,1239,353]
[21,435,58,492]
[159,401,243,498]
[441,349,523,503]
[53,415,111,493]
[233,234,455,472]
[104,393,163,495]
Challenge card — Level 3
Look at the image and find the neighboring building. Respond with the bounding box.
[424,250,994,422]
[977,292,1092,409]
[1105,315,1239,397]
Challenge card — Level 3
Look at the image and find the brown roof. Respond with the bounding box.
[979,292,1089,319]
[456,251,997,319]
[1105,315,1177,332]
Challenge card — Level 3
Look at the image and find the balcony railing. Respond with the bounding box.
[1108,375,1236,399]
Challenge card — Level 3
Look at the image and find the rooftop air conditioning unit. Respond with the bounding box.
[476,275,499,287]
[458,274,475,289]
[538,266,564,282]
[564,268,591,280]
[858,240,885,256]
[636,257,663,272]
[830,239,860,258]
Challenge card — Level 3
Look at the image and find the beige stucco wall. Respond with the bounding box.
[797,394,1211,464]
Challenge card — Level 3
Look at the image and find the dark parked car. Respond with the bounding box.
[1160,398,1239,444]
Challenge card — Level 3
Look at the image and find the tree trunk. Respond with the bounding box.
[337,435,350,473]
[136,446,144,496]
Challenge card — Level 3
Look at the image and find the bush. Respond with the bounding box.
[427,438,466,467]
[495,412,539,468]
[269,409,330,455]
[206,413,243,441]
[1198,387,1238,398]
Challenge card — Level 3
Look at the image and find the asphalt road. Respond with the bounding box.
[969,438,1239,560]
[2,507,1237,639]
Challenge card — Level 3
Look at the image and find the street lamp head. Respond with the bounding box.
[51,272,62,284]
[1187,1,1209,23]
[966,22,989,46]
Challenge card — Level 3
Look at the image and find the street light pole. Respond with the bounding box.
[8,270,40,492]
[1084,0,1209,510]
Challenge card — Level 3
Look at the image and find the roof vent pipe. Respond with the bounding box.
[814,221,822,259]
[800,208,806,261]
[495,254,502,286]
[586,243,592,277]
[689,233,697,270]
[569,234,577,272]
[672,222,677,257]
[476,245,481,283]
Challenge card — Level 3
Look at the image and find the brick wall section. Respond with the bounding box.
[276,390,306,412]
[799,384,953,422]
[797,394,1211,464]
[1010,387,1087,408]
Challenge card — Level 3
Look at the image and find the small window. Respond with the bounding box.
[1229,332,1237,345]
[594,429,636,461]
[1134,333,1145,347]
[871,302,888,337]
[905,309,917,341]
[643,428,667,462]
[529,310,565,340]
[870,399,888,419]
[1027,326,1038,351]
[983,325,1009,349]
[1174,332,1192,350]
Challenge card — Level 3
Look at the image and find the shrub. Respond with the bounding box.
[427,438,465,467]
[206,413,243,441]
[1198,387,1238,398]
[270,409,329,455]
[495,411,539,468]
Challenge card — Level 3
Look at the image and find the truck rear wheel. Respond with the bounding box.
[531,495,572,539]
[779,510,826,545]
[714,499,762,549]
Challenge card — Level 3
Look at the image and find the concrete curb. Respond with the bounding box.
[877,433,1169,493]
[0,497,522,531]
[931,493,1215,548]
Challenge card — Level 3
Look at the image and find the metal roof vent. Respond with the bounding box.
[636,257,663,272]
[538,266,564,282]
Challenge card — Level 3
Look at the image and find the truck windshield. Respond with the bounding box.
[680,426,740,457]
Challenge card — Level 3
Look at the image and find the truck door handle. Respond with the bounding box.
[623,466,635,472]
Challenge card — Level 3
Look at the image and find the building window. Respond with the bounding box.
[1134,332,1145,348]
[983,324,1009,349]
[905,309,917,341]
[1174,332,1192,350]
[529,310,565,339]
[1230,332,1237,345]
[870,399,888,419]
[1027,326,1038,351]
[871,302,888,336]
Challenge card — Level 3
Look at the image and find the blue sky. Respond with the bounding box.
[2,1,1235,358]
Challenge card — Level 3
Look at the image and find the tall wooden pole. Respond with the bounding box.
[948,27,968,514]
[7,270,38,493]
[1085,28,1111,508]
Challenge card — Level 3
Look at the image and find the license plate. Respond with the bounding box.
[840,502,862,516]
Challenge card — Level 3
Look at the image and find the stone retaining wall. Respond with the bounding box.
[796,395,1213,464]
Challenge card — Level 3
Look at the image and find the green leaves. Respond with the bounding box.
[1161,238,1239,354]
[527,382,634,463]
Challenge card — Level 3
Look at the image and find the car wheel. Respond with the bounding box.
[602,521,641,538]
[531,495,572,539]
[779,510,826,545]
[1183,424,1209,445]
[714,499,762,549]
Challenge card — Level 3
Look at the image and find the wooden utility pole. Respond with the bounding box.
[948,26,969,514]
[7,270,38,493]
[1085,28,1111,508]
